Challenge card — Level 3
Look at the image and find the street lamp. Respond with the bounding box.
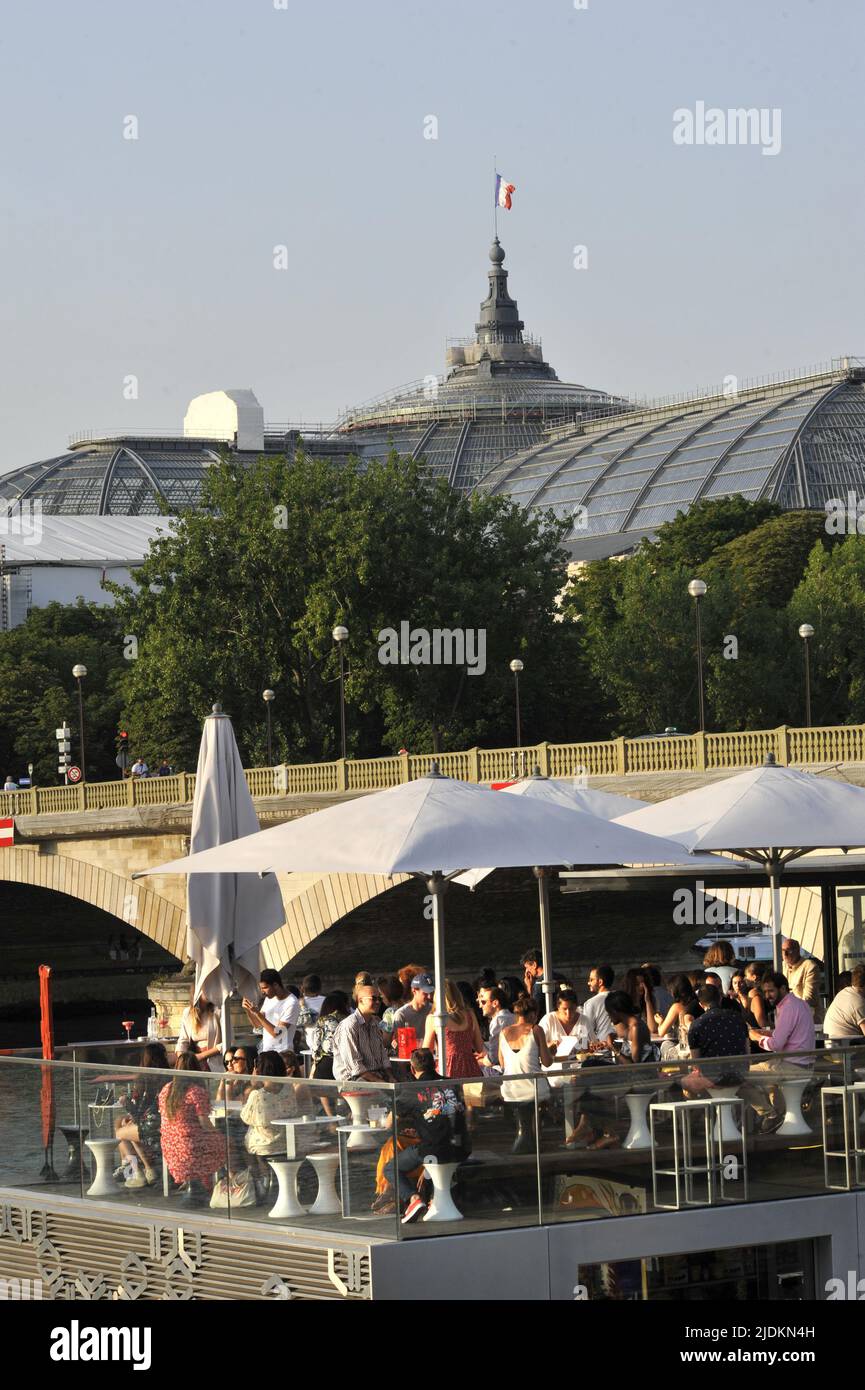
[687,579,707,733]
[333,625,349,760]
[72,663,87,780]
[263,689,275,765]
[798,624,814,727]
[509,659,524,748]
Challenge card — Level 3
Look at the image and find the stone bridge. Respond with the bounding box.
[4,765,865,969]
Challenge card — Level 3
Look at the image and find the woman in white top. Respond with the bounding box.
[499,995,554,1153]
[176,990,223,1072]
[703,940,736,993]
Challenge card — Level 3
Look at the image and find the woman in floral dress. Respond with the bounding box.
[158,1053,224,1194]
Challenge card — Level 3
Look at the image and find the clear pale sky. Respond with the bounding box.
[2,0,863,474]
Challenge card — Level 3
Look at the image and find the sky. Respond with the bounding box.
[2,0,864,474]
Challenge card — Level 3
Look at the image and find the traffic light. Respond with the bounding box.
[56,723,71,780]
[116,730,130,775]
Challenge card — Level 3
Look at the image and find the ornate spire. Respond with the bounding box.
[475,239,525,346]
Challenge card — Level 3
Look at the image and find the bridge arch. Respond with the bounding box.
[0,847,187,959]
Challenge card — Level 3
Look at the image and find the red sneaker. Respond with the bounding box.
[401,1194,427,1224]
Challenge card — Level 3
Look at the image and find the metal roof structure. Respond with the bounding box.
[479,359,865,559]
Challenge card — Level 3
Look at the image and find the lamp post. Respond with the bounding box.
[798,624,814,727]
[263,689,275,765]
[333,626,349,760]
[72,663,87,780]
[509,659,524,748]
[687,579,707,733]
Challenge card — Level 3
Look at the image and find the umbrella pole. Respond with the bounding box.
[769,861,784,972]
[427,872,448,1072]
[221,995,234,1052]
[534,868,556,1018]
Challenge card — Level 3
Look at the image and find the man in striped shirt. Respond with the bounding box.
[333,984,394,1086]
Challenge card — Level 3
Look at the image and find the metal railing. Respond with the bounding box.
[3,722,865,821]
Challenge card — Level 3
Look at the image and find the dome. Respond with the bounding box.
[479,363,865,559]
[333,238,623,492]
[0,437,226,516]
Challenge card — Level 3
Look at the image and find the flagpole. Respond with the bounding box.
[493,155,498,239]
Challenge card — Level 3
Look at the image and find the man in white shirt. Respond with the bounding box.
[580,965,615,1045]
[475,986,515,1070]
[242,970,299,1053]
[824,966,865,1044]
[130,757,149,778]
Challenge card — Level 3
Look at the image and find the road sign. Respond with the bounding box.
[66,765,82,784]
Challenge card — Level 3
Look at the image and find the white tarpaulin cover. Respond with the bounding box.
[185,710,286,1007]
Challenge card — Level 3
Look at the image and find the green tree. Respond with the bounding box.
[788,535,865,724]
[110,449,602,765]
[0,602,126,784]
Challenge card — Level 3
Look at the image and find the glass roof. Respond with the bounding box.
[479,373,865,554]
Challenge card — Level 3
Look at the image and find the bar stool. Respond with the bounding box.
[267,1158,306,1220]
[776,1074,812,1137]
[305,1152,341,1216]
[341,1093,377,1150]
[706,1085,743,1142]
[85,1138,119,1198]
[421,1158,462,1223]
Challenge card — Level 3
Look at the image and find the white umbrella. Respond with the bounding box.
[454,772,652,1014]
[617,755,865,968]
[141,764,703,1063]
[184,705,286,1045]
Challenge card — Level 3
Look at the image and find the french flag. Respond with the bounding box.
[0,818,14,848]
[495,174,515,210]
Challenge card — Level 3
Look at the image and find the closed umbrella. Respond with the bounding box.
[140,765,702,1066]
[185,705,286,1047]
[454,772,652,1016]
[617,755,865,969]
[38,964,58,1181]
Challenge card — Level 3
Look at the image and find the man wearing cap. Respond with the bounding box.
[390,975,434,1049]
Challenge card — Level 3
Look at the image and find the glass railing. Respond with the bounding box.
[1,1047,863,1240]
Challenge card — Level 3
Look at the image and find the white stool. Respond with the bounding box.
[421,1159,462,1223]
[776,1076,812,1137]
[85,1138,119,1197]
[267,1159,305,1220]
[623,1092,655,1150]
[306,1152,341,1216]
[707,1086,742,1143]
[342,1094,377,1150]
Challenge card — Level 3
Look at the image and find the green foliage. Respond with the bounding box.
[788,535,865,724]
[565,497,834,735]
[0,602,126,784]
[108,449,608,765]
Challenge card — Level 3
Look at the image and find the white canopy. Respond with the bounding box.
[185,708,286,1019]
[616,758,865,967]
[143,766,702,1063]
[616,762,865,856]
[454,776,651,891]
[144,769,698,880]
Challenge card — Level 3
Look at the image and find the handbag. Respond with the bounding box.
[210,1167,257,1209]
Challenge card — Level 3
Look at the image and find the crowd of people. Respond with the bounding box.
[104,939,863,1220]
